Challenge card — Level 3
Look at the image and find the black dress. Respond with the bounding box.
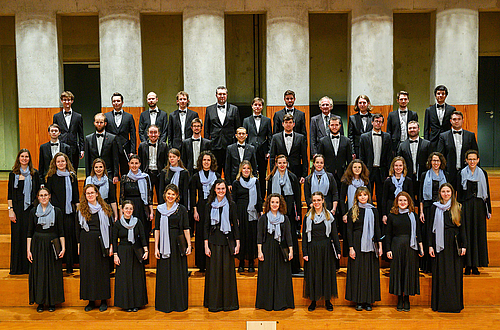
[112,218,148,309]
[159,168,190,207]
[304,172,339,211]
[45,173,80,271]
[419,171,448,273]
[8,170,41,274]
[203,200,240,312]
[386,213,421,296]
[457,169,491,268]
[86,176,117,206]
[302,215,341,302]
[28,206,65,305]
[428,207,466,313]
[232,178,262,263]
[154,204,190,313]
[381,176,414,217]
[77,212,112,301]
[345,208,381,304]
[190,171,221,271]
[255,214,294,311]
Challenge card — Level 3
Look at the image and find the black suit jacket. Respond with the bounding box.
[386,109,418,153]
[423,104,455,146]
[224,143,258,183]
[317,134,352,181]
[138,141,168,173]
[167,109,199,150]
[53,110,84,152]
[397,138,431,184]
[138,108,168,143]
[348,112,373,155]
[38,141,71,183]
[204,104,240,150]
[180,137,212,175]
[269,132,308,178]
[437,129,478,186]
[242,115,273,157]
[104,111,137,155]
[84,131,120,178]
[273,108,307,137]
[310,113,344,155]
[359,130,392,172]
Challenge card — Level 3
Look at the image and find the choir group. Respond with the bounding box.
[7,86,491,314]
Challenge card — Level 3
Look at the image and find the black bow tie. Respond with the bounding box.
[64,111,71,116]
[150,109,157,114]
[453,130,462,135]
[192,138,200,142]
[148,143,156,147]
[360,114,369,118]
[373,132,382,136]
[254,114,262,119]
[331,135,340,139]
[237,145,245,149]
[179,110,186,114]
[286,109,294,114]
[96,133,104,138]
[285,133,293,137]
[400,110,407,114]
[437,104,445,109]
[409,139,418,144]
[114,111,122,116]
[50,142,59,146]
[217,104,225,109]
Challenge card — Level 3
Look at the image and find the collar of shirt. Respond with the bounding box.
[452,129,463,133]
[399,108,408,112]
[150,106,158,112]
[114,110,123,115]
[217,103,227,109]
[372,130,382,136]
[285,107,294,113]
[63,108,72,115]
[409,136,419,142]
[436,103,445,109]
[284,131,293,138]
[237,143,245,147]
[96,130,106,135]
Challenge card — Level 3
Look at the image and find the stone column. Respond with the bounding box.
[432,8,479,133]
[15,11,63,166]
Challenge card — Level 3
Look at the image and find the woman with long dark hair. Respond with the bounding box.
[27,187,65,312]
[85,158,118,221]
[8,149,41,274]
[204,179,240,312]
[159,148,190,207]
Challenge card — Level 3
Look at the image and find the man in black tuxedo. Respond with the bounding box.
[104,92,137,177]
[317,116,352,185]
[53,91,84,169]
[387,91,419,155]
[437,111,478,190]
[138,125,168,201]
[204,86,240,176]
[139,92,168,143]
[359,113,392,215]
[348,94,373,158]
[225,127,258,186]
[181,118,211,175]
[310,96,344,156]
[272,90,307,137]
[397,120,431,204]
[243,97,272,197]
[84,113,120,183]
[39,124,71,183]
[424,85,456,150]
[269,114,308,183]
[167,91,199,150]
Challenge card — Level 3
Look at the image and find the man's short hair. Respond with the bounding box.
[48,123,60,132]
[397,91,409,99]
[148,124,159,132]
[112,92,123,102]
[283,114,294,122]
[319,96,334,107]
[371,113,384,123]
[452,110,463,119]
[216,86,227,93]
[236,127,247,134]
[191,118,203,127]
[434,85,448,96]
[176,91,190,105]
[60,91,74,100]
[94,113,107,122]
[329,115,342,124]
[284,90,295,98]
[408,120,419,128]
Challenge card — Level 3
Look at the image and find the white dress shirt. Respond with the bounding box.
[96,130,105,156]
[63,109,72,128]
[114,110,123,127]
[331,133,340,155]
[50,140,60,157]
[217,103,227,125]
[148,141,158,171]
[179,109,187,140]
[399,108,408,142]
[452,129,463,169]
[372,131,382,167]
[192,138,201,169]
[409,137,419,174]
[436,103,445,125]
[284,131,293,155]
[149,107,158,125]
[237,143,245,162]
[253,113,261,133]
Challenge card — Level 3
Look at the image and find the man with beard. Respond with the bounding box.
[139,91,168,143]
[167,91,199,150]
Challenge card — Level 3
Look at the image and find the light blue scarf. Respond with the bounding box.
[432,199,451,253]
[311,169,329,195]
[35,203,55,229]
[399,208,418,250]
[461,166,488,201]
[267,211,284,242]
[157,203,179,258]
[127,170,149,205]
[271,170,293,196]
[211,196,231,234]
[423,169,447,201]
[56,169,73,214]
[86,175,109,200]
[14,167,32,210]
[358,202,376,252]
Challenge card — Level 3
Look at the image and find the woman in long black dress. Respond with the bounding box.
[232,160,262,273]
[120,155,153,260]
[304,154,339,215]
[429,183,466,313]
[381,157,414,225]
[113,200,149,312]
[345,186,382,311]
[154,184,192,313]
[85,158,118,221]
[458,150,490,275]
[255,193,294,311]
[204,179,240,312]
[386,191,423,312]
[303,192,341,312]
[45,152,79,273]
[8,149,41,275]
[419,152,448,273]
[77,184,114,312]
[266,155,302,274]
[159,148,190,207]
[27,187,65,312]
[191,151,220,272]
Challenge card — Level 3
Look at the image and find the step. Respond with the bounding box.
[1,268,500,308]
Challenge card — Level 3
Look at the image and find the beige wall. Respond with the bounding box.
[60,15,99,62]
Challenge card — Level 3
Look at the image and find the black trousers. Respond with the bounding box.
[256,154,268,198]
[212,149,226,177]
[118,149,129,177]
[70,148,80,170]
[146,169,160,203]
[369,166,385,233]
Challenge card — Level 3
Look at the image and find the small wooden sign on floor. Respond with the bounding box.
[247,321,277,330]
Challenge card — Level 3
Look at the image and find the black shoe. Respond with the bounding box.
[198,268,205,273]
[238,266,245,273]
[308,301,316,311]
[37,304,44,313]
[472,267,480,275]
[48,305,55,312]
[99,301,108,312]
[397,295,403,311]
[248,267,255,273]
[403,296,410,312]
[325,300,333,311]
[464,266,471,275]
[365,304,372,311]
[85,301,95,312]
[355,304,363,311]
[132,307,139,312]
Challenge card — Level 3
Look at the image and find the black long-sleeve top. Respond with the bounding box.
[231,178,263,213]
[113,217,147,248]
[304,172,339,211]
[386,212,422,252]
[256,214,292,247]
[27,206,64,238]
[302,215,341,257]
[154,204,190,233]
[457,168,492,214]
[190,171,221,209]
[346,208,381,249]
[45,174,80,214]
[339,180,372,216]
[427,207,467,250]
[381,176,414,216]
[266,170,302,224]
[76,212,113,244]
[8,170,41,208]
[120,174,153,205]
[419,170,449,205]
[204,200,240,245]
[158,168,190,206]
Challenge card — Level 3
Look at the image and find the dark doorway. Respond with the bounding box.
[63,63,101,169]
[478,57,500,167]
